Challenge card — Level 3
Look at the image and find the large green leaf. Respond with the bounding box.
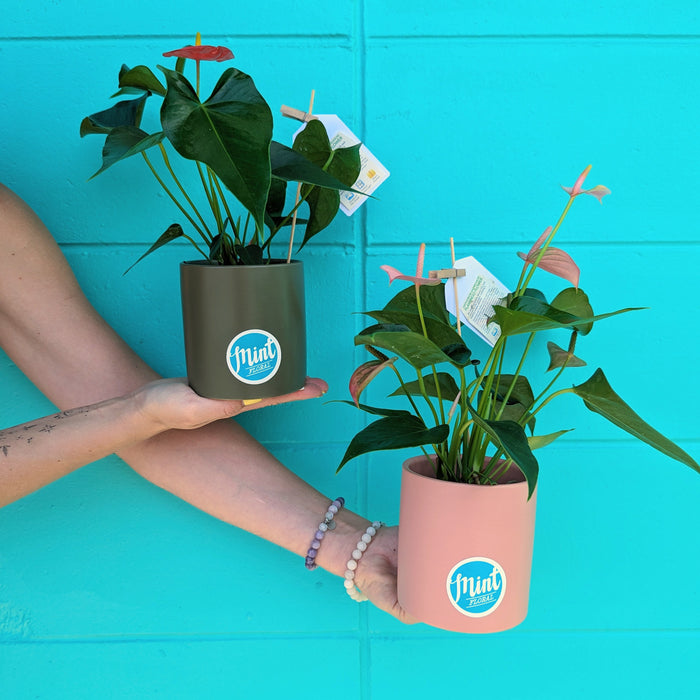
[366,308,468,360]
[356,324,461,370]
[378,283,451,325]
[550,288,595,335]
[270,141,361,192]
[337,414,450,471]
[389,372,460,402]
[291,120,361,246]
[467,402,539,498]
[159,66,273,235]
[298,147,361,246]
[80,94,150,136]
[89,127,164,178]
[572,369,700,474]
[493,297,642,336]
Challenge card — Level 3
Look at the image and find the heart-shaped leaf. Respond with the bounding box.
[356,325,462,370]
[551,288,595,335]
[118,64,166,96]
[572,369,700,474]
[337,414,449,471]
[493,297,642,336]
[89,126,164,178]
[389,371,460,402]
[80,93,150,136]
[160,66,273,235]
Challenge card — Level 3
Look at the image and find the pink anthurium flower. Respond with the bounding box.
[518,227,581,288]
[349,356,397,406]
[561,165,611,202]
[380,243,441,286]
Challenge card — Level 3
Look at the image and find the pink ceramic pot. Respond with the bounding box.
[397,455,537,633]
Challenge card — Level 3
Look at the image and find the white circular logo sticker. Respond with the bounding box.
[446,557,507,617]
[226,329,281,385]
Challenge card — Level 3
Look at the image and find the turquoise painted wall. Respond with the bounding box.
[2,2,699,698]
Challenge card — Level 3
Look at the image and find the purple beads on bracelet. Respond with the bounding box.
[305,497,345,570]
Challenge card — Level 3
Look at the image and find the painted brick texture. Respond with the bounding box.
[1,3,698,698]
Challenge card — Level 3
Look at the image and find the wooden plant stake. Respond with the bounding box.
[429,240,465,335]
[281,90,316,263]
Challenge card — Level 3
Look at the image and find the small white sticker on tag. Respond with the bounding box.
[444,257,510,347]
[294,114,390,215]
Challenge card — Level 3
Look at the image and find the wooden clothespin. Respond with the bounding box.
[283,90,316,263]
[428,268,465,279]
[280,104,317,123]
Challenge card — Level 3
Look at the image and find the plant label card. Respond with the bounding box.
[444,256,510,346]
[294,114,390,215]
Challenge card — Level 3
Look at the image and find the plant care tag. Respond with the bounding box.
[444,256,510,347]
[293,114,390,215]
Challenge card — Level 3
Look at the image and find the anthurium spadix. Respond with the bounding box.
[336,167,699,498]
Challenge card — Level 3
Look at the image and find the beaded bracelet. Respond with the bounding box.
[343,521,384,602]
[305,497,345,570]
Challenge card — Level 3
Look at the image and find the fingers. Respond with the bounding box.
[237,377,328,413]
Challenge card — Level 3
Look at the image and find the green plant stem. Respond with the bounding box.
[209,173,239,241]
[156,146,213,243]
[390,364,423,419]
[414,284,446,425]
[494,332,536,421]
[141,152,211,247]
[262,187,314,252]
[515,194,576,295]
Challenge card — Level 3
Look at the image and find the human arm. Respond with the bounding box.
[0,184,413,622]
[0,376,326,508]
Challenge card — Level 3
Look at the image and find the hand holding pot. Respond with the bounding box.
[132,376,329,432]
[352,525,418,624]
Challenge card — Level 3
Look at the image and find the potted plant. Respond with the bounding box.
[81,35,361,399]
[336,166,700,633]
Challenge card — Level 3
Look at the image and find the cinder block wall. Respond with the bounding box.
[2,3,699,698]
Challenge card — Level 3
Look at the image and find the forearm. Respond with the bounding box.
[0,393,165,507]
[117,419,371,577]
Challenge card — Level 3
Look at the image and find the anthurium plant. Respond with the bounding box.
[338,167,700,498]
[81,35,361,268]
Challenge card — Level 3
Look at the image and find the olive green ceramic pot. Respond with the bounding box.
[180,260,306,399]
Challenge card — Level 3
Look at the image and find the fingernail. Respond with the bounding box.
[243,398,262,406]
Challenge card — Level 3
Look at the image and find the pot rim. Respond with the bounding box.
[403,454,528,490]
[181,259,302,268]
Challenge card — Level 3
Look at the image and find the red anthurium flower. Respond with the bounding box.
[561,165,611,202]
[380,243,441,287]
[163,45,234,62]
[518,226,581,288]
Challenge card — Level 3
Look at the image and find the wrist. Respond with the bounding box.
[313,510,374,578]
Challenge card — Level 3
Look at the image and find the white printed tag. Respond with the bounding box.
[444,257,510,346]
[294,114,390,215]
